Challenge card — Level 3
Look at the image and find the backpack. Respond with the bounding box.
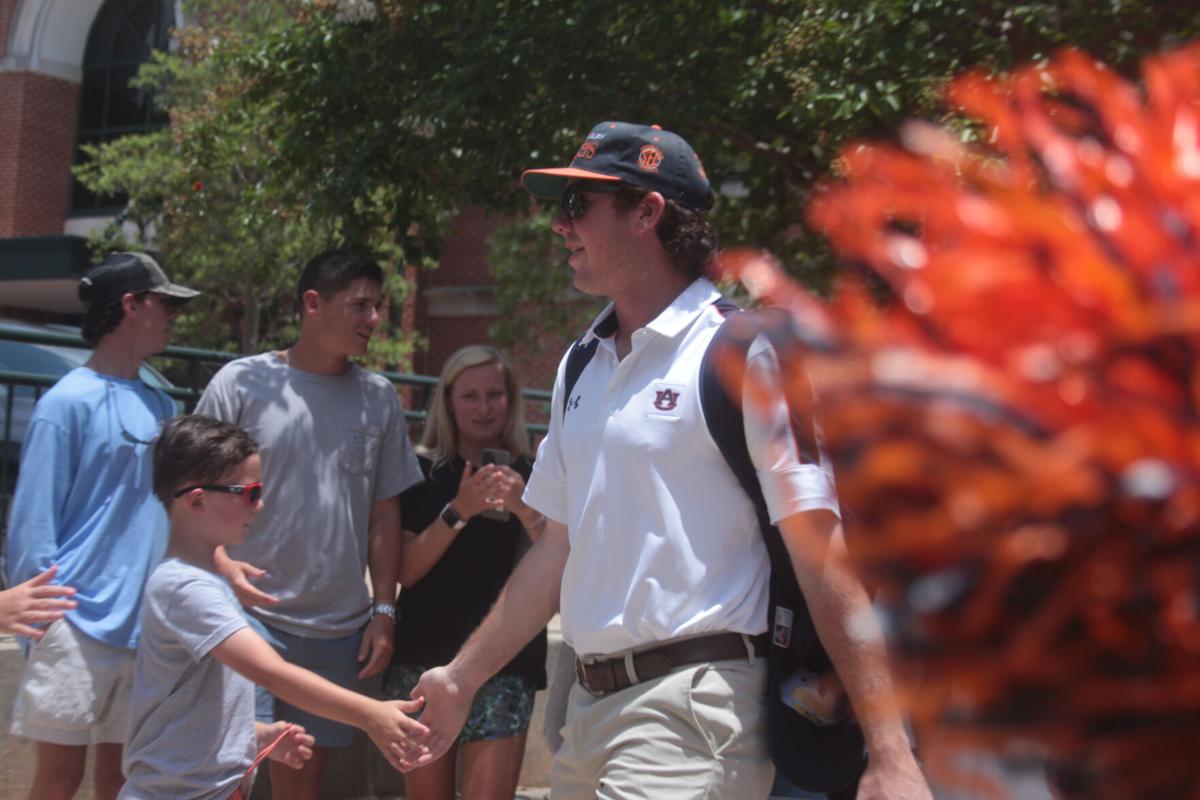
[561,300,867,793]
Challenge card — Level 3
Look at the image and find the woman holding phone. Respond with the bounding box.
[384,345,546,800]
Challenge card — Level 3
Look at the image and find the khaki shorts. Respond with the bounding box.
[553,657,774,800]
[10,619,134,745]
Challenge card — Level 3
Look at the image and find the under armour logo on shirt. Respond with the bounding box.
[567,395,581,412]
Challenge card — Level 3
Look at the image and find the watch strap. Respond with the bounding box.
[441,502,467,531]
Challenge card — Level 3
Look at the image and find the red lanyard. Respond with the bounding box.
[228,723,296,800]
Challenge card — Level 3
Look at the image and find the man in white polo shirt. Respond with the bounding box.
[413,122,930,799]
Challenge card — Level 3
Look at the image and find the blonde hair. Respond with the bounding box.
[418,345,532,467]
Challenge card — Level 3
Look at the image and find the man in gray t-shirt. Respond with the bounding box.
[196,250,422,799]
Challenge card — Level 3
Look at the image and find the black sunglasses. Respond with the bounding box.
[172,482,264,506]
[561,182,622,221]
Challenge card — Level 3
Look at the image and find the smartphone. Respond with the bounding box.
[481,448,512,520]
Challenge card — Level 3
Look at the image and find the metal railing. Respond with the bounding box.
[0,326,552,419]
[0,326,553,569]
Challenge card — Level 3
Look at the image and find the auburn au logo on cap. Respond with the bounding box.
[575,142,598,160]
[638,145,665,172]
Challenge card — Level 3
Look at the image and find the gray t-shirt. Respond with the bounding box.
[122,557,254,800]
[196,352,422,637]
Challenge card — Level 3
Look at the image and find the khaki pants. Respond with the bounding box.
[552,658,774,799]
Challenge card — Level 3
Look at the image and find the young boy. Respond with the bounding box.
[120,415,428,800]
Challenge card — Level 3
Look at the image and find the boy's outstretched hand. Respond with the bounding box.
[0,564,76,639]
[257,721,315,770]
[365,697,431,773]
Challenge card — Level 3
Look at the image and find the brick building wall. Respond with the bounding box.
[0,0,17,59]
[432,206,497,287]
[416,206,502,377]
[0,70,78,236]
[419,205,574,397]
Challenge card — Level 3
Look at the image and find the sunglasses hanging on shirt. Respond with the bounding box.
[106,380,173,445]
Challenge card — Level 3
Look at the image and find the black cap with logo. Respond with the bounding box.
[522,121,713,211]
[78,252,200,309]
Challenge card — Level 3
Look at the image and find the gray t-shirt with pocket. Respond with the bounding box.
[122,557,254,800]
[196,352,422,637]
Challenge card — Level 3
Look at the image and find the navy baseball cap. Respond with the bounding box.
[522,121,714,211]
[78,252,200,309]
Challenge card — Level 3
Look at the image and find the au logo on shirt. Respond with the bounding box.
[648,383,685,418]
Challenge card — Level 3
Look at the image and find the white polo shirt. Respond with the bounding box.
[524,278,840,656]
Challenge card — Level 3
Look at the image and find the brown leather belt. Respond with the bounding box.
[575,632,768,697]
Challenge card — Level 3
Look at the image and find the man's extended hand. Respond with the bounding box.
[357,614,394,679]
[410,665,475,766]
[214,547,279,608]
[855,749,932,800]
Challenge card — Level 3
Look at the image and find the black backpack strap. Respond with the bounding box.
[699,303,866,792]
[699,308,821,662]
[561,335,600,417]
[561,308,618,418]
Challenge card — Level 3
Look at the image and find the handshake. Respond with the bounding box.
[371,664,478,772]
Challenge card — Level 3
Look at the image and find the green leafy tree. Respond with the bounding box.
[79,0,1200,362]
[236,0,1200,353]
[73,0,419,367]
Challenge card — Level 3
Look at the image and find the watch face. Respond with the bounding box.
[442,504,463,527]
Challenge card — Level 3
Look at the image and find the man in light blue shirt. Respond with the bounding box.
[5,252,197,800]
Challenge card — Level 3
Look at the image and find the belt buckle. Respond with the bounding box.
[576,654,608,697]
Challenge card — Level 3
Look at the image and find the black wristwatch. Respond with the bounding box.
[441,502,467,531]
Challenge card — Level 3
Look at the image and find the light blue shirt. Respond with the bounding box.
[5,367,171,649]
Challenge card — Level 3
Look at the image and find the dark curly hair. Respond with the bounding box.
[614,187,718,280]
[80,291,148,346]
